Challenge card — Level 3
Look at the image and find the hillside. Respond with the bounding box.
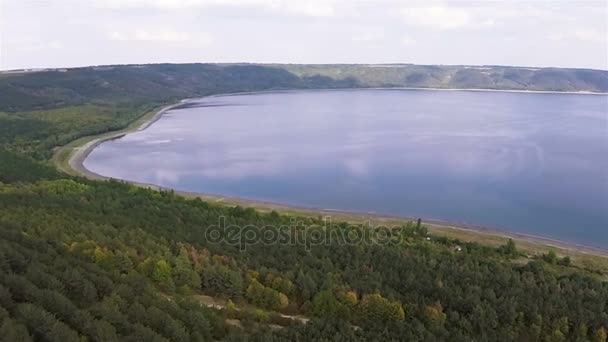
[1,63,606,113]
[280,64,608,92]
[0,64,355,113]
[0,64,607,341]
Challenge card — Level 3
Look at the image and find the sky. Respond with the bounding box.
[1,0,607,70]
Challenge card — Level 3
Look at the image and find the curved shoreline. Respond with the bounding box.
[67,101,189,180]
[190,87,608,99]
[56,90,608,260]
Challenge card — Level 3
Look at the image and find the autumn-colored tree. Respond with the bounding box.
[424,302,446,326]
[596,327,608,342]
[359,293,405,323]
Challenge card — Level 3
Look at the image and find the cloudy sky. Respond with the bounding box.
[1,0,606,70]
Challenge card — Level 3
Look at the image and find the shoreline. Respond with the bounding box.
[386,86,608,95]
[54,90,608,261]
[67,101,187,179]
[190,87,608,99]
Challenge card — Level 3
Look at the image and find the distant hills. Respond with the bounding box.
[1,63,606,112]
[280,64,608,93]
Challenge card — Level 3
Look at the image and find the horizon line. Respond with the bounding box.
[2,61,608,73]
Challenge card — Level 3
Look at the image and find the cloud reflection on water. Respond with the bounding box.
[85,89,608,247]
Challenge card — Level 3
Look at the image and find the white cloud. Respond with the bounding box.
[351,32,384,43]
[108,29,212,44]
[97,0,337,16]
[3,0,607,70]
[100,0,256,9]
[400,5,498,30]
[548,28,606,43]
[401,36,416,45]
[401,6,471,30]
[134,29,190,42]
[286,1,335,17]
[571,29,605,43]
[9,41,64,53]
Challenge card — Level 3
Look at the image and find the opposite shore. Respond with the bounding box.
[198,87,608,98]
[53,89,608,267]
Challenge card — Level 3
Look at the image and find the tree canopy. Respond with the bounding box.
[0,65,606,341]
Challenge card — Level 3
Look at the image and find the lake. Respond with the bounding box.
[84,89,608,248]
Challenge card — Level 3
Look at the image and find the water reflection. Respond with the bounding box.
[85,89,608,248]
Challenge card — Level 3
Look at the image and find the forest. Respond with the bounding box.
[0,64,607,341]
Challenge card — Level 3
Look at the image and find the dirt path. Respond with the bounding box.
[193,294,310,324]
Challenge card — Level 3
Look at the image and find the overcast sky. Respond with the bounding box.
[1,0,607,70]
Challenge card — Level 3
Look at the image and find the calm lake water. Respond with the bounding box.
[85,89,608,248]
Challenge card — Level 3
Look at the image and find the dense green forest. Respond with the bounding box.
[0,64,607,341]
